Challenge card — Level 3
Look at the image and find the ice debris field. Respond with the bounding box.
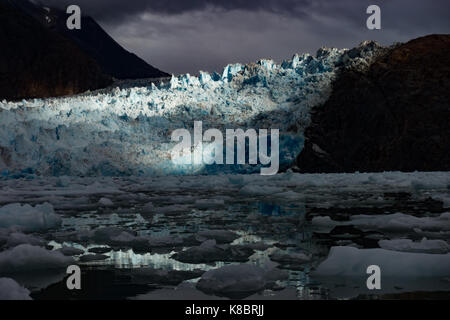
[0,171,449,299]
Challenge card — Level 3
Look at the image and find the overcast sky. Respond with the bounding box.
[42,0,450,75]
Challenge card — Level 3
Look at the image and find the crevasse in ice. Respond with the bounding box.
[0,43,379,177]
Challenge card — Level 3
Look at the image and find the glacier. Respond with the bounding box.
[0,42,382,177]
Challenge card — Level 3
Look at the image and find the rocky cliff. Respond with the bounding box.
[296,35,450,173]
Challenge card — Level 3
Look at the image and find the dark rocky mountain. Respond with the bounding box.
[0,0,112,101]
[0,0,168,100]
[10,0,169,80]
[296,34,450,173]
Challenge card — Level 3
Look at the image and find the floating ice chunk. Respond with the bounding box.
[157,204,191,215]
[196,263,287,298]
[55,176,71,187]
[269,249,311,265]
[172,240,254,264]
[127,268,205,286]
[0,231,44,248]
[311,216,339,229]
[433,193,450,208]
[314,246,450,277]
[57,246,85,256]
[196,230,239,244]
[133,282,226,300]
[92,227,133,243]
[0,244,74,273]
[349,212,450,232]
[379,238,450,254]
[147,235,183,248]
[0,278,32,300]
[98,197,114,207]
[172,240,224,263]
[0,203,61,232]
[196,264,267,298]
[314,212,450,233]
[273,190,302,200]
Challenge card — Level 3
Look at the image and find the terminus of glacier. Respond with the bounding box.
[0,42,382,177]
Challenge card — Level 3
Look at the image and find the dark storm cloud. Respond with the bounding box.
[40,0,450,74]
[42,0,313,21]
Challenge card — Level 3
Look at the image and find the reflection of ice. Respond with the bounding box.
[1,172,449,299]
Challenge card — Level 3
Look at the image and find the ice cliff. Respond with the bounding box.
[0,42,382,177]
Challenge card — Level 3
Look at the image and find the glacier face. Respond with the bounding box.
[0,43,381,177]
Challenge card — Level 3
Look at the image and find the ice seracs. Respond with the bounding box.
[0,42,383,177]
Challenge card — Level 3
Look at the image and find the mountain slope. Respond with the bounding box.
[295,35,450,173]
[0,0,112,101]
[9,0,169,80]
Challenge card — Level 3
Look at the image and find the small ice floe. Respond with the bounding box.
[57,246,85,256]
[311,216,339,231]
[314,246,450,277]
[0,230,44,249]
[93,228,149,250]
[196,264,288,299]
[0,244,74,273]
[133,282,226,300]
[88,247,111,254]
[172,240,254,264]
[269,249,312,267]
[147,235,183,248]
[349,212,450,232]
[125,268,205,286]
[195,230,239,244]
[0,278,32,300]
[0,203,61,232]
[157,204,191,215]
[413,229,450,240]
[98,197,114,207]
[272,191,302,201]
[55,176,71,188]
[92,227,133,243]
[432,193,450,208]
[378,238,450,254]
[312,212,450,233]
